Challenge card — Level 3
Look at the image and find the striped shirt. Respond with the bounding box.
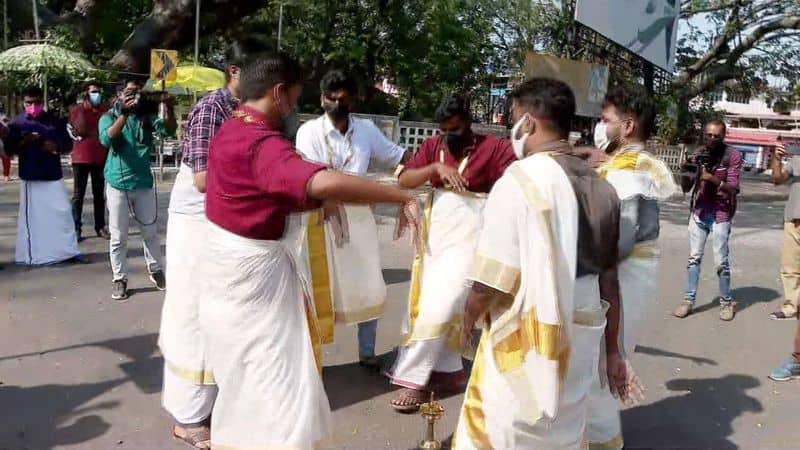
[180,87,239,173]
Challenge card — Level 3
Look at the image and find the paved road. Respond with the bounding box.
[1,173,799,450]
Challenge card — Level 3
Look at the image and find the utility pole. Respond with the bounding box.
[277,1,284,51]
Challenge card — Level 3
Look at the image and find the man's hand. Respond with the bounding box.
[42,140,59,155]
[322,202,349,247]
[606,351,645,406]
[395,198,423,253]
[775,142,787,159]
[700,167,718,184]
[21,132,40,146]
[434,163,467,192]
[119,95,137,115]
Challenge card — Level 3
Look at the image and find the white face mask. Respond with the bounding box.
[594,121,610,151]
[511,113,531,159]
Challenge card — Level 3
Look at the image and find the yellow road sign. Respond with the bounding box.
[150,49,178,82]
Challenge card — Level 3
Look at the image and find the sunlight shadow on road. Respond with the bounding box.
[0,333,162,449]
[635,345,718,366]
[622,374,762,449]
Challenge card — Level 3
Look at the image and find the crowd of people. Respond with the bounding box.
[2,49,800,450]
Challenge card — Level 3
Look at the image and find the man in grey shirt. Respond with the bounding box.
[770,140,800,319]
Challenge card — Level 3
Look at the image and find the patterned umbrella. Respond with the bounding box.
[0,43,95,74]
[0,44,96,107]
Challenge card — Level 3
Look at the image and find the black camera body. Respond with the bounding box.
[695,147,721,171]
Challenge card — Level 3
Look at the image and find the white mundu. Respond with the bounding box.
[16,180,80,265]
[587,146,677,450]
[198,220,333,449]
[453,154,609,450]
[390,188,486,388]
[294,115,405,342]
[159,164,216,425]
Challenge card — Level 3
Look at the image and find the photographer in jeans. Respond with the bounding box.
[674,119,742,321]
[769,140,800,320]
[99,79,176,300]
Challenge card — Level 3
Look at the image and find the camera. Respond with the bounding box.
[117,92,160,116]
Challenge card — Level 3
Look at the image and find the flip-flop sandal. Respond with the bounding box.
[390,388,427,413]
[172,426,211,449]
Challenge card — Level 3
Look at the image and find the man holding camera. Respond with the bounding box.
[99,79,176,300]
[675,119,742,321]
[769,140,800,320]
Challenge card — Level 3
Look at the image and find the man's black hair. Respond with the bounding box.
[22,86,44,99]
[434,94,471,123]
[117,78,143,93]
[239,53,303,103]
[320,70,357,96]
[224,45,251,82]
[84,80,102,91]
[706,117,727,135]
[603,83,657,140]
[508,78,575,137]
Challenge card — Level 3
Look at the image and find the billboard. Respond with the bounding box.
[524,52,609,118]
[575,0,680,71]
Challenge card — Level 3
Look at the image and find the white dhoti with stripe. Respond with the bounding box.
[159,165,216,425]
[15,179,80,265]
[453,155,607,450]
[301,204,387,345]
[391,190,485,389]
[198,222,332,449]
[588,148,676,450]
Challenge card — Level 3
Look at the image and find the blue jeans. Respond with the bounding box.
[357,319,378,358]
[684,213,733,303]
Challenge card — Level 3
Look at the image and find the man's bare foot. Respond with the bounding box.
[172,424,211,449]
[390,387,428,413]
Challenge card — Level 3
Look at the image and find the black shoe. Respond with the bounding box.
[112,279,128,300]
[76,230,85,243]
[150,271,166,291]
[96,228,111,240]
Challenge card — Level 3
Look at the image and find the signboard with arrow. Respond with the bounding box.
[150,49,178,82]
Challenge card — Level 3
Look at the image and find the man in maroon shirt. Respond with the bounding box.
[389,94,517,412]
[69,81,110,241]
[199,53,422,449]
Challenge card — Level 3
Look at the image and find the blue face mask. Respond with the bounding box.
[88,92,102,106]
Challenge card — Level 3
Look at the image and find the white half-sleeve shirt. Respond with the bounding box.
[295,114,405,175]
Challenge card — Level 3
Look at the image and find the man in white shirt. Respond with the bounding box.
[295,70,408,369]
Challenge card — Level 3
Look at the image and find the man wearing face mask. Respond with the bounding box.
[294,70,409,371]
[99,78,176,300]
[199,53,422,449]
[69,81,110,242]
[158,50,245,449]
[586,84,677,450]
[5,86,82,265]
[454,78,637,450]
[389,94,516,412]
[674,119,742,320]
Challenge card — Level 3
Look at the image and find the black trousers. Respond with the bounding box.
[71,163,106,233]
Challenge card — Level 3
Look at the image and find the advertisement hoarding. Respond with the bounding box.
[575,0,680,71]
[524,52,609,118]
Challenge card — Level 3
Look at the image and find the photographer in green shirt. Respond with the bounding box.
[99,78,176,300]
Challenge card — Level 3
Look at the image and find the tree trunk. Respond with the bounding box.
[109,0,265,72]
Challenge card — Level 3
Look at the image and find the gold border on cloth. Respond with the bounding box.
[472,254,521,296]
[503,163,570,382]
[403,191,435,342]
[164,360,216,385]
[306,211,335,344]
[461,334,493,450]
[588,434,625,450]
